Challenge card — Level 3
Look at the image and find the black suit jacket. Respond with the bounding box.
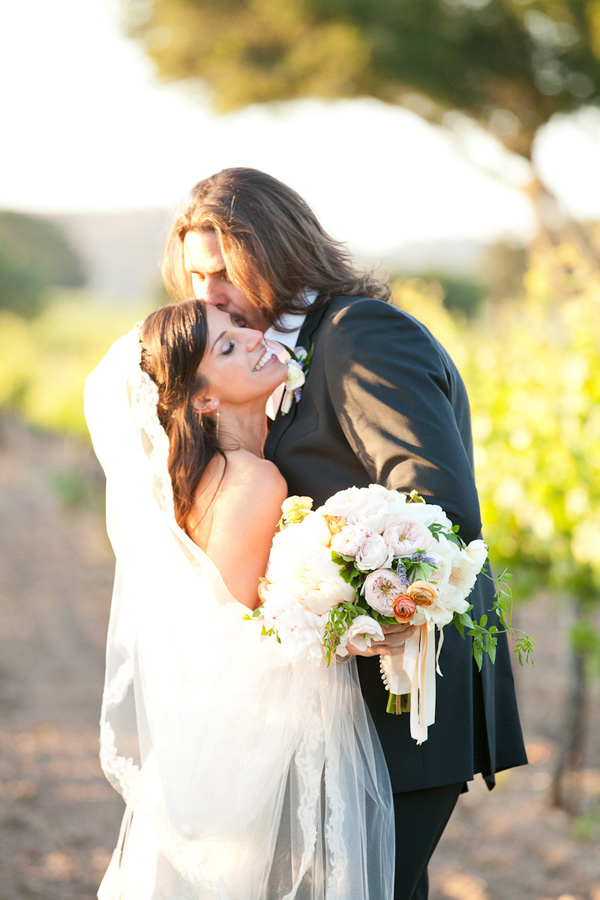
[265,295,527,792]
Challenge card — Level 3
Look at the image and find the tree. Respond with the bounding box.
[123,0,600,160]
[0,212,86,316]
[122,0,600,252]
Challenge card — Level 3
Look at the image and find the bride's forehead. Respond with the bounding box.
[205,305,233,335]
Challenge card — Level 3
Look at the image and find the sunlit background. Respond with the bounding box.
[1,1,599,898]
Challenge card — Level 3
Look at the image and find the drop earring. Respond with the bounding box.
[216,409,220,441]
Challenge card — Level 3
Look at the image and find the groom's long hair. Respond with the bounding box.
[162,168,391,327]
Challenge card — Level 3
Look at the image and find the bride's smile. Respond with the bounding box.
[252,345,277,372]
[199,306,287,406]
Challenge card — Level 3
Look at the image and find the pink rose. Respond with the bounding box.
[355,532,393,571]
[331,525,392,570]
[383,520,432,557]
[363,569,406,616]
[331,523,373,558]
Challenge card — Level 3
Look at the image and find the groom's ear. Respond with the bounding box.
[191,393,219,415]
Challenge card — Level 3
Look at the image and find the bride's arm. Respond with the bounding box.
[190,458,287,610]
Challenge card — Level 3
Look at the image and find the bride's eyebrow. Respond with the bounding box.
[211,330,228,351]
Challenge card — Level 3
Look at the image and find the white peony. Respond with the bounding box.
[447,547,479,596]
[431,584,471,627]
[261,591,327,665]
[428,551,452,593]
[466,539,488,572]
[402,501,452,530]
[303,543,344,584]
[298,512,332,547]
[337,616,385,656]
[304,580,355,615]
[319,484,402,533]
[266,529,310,583]
[266,515,333,584]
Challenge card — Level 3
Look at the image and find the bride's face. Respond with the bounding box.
[199,306,287,408]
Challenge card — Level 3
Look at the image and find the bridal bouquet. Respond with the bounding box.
[253,484,514,744]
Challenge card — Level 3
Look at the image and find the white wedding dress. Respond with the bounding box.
[85,330,395,900]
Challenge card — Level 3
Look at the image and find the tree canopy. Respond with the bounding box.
[0,212,86,316]
[124,0,600,158]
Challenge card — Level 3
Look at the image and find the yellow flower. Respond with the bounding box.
[281,495,314,525]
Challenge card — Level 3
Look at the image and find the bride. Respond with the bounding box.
[85,299,394,900]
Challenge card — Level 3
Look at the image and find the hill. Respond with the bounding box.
[46,211,488,301]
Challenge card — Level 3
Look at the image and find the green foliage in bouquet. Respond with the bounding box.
[454,570,535,671]
[326,504,534,669]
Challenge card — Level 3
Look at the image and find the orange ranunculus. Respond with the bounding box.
[392,594,417,623]
[407,580,438,607]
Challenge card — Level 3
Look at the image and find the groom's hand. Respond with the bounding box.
[347,623,417,658]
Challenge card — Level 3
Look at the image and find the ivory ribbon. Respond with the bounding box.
[380,623,438,744]
[98,805,133,900]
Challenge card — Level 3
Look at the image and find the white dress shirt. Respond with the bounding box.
[264,290,317,420]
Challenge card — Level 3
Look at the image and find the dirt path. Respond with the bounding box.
[0,417,598,899]
[0,418,121,898]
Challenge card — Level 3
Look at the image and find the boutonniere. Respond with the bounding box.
[280,344,313,415]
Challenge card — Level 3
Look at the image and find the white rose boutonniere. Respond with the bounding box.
[280,344,313,415]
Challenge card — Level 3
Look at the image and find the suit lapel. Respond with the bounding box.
[264,298,330,458]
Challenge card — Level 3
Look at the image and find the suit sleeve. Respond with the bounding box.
[323,299,482,542]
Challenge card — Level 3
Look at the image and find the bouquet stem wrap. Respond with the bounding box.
[380,624,439,744]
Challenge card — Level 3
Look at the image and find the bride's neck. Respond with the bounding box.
[218,407,268,458]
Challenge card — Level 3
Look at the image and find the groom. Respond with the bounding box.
[163,167,527,899]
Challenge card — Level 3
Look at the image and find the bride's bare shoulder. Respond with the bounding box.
[220,450,287,513]
[189,450,286,546]
[190,451,287,608]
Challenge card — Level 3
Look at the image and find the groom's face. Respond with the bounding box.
[183,230,269,332]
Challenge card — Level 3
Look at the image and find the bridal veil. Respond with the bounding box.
[84,329,394,900]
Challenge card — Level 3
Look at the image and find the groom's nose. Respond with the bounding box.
[200,276,226,306]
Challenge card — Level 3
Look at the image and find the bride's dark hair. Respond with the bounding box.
[139,299,224,529]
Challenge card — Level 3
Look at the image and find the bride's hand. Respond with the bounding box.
[346,623,418,658]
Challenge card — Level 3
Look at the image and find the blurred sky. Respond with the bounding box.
[3,0,600,255]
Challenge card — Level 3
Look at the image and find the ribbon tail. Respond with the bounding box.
[280,390,293,415]
[424,624,437,728]
[436,627,444,676]
[409,624,437,745]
